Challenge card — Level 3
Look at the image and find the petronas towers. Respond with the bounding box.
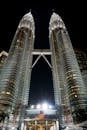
[0,12,87,128]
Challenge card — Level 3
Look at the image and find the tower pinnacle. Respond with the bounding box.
[18,12,35,36]
[49,12,65,35]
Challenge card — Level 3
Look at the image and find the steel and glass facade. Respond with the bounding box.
[0,51,8,73]
[49,13,87,124]
[75,49,87,89]
[0,12,87,129]
[0,12,35,113]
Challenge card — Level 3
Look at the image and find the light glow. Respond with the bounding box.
[30,103,54,110]
[36,104,41,109]
[31,105,34,109]
[42,103,48,110]
[48,105,53,109]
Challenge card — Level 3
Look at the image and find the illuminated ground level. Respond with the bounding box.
[0,104,86,130]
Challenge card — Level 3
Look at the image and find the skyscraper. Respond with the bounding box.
[75,49,87,89]
[0,12,35,114]
[49,13,87,124]
[0,12,87,129]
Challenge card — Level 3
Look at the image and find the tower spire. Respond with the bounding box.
[18,12,35,36]
[49,12,65,35]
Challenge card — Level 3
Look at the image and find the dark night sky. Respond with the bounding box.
[0,1,87,105]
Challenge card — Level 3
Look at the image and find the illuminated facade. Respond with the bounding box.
[75,49,87,88]
[49,13,87,124]
[0,51,8,73]
[0,12,87,129]
[0,12,35,113]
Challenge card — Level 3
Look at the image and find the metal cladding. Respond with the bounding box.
[49,13,66,106]
[49,12,65,35]
[0,51,8,72]
[18,12,35,36]
[0,12,87,127]
[0,12,35,112]
[49,12,87,124]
